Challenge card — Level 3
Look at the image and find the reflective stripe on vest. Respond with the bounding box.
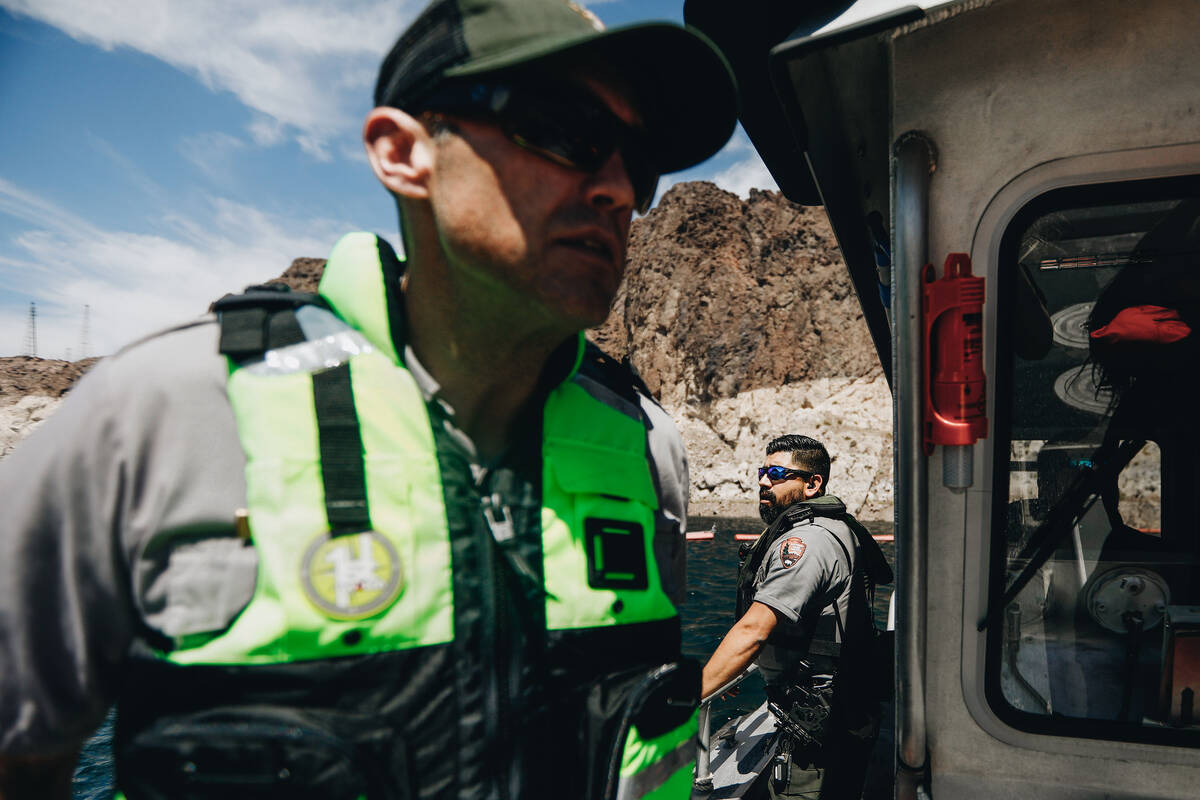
[617,712,700,800]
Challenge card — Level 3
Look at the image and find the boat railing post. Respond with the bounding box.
[693,664,758,790]
[694,701,714,790]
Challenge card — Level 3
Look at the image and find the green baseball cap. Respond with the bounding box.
[374,0,738,175]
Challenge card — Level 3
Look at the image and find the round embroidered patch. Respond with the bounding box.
[779,536,807,568]
[301,530,403,620]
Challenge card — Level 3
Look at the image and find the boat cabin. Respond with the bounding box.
[686,0,1200,796]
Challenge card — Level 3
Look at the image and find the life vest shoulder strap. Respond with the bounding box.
[781,503,815,531]
[214,284,369,536]
[578,341,656,409]
[212,283,328,362]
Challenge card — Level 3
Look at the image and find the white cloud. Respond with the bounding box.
[703,128,779,197]
[180,131,247,184]
[710,155,779,198]
[87,133,169,203]
[653,126,780,203]
[0,177,357,358]
[0,0,418,158]
[297,134,335,163]
[247,115,288,148]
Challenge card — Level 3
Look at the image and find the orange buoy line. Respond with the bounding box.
[711,532,895,543]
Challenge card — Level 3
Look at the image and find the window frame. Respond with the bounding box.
[982,172,1200,748]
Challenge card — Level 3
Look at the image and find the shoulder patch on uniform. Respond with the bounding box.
[779,536,807,568]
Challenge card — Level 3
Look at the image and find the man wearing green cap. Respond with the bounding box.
[0,0,737,797]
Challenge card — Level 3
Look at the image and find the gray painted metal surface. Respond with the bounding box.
[886,0,1200,796]
[692,702,778,799]
[727,0,1200,795]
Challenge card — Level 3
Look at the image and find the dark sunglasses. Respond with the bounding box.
[417,80,659,214]
[757,465,813,483]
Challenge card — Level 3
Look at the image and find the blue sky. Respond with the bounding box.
[0,0,780,358]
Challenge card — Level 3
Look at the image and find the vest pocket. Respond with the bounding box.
[543,455,676,629]
[117,705,411,799]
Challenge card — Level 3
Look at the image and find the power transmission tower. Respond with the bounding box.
[78,304,91,360]
[22,302,37,357]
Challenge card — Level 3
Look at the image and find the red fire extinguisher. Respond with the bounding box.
[923,253,987,462]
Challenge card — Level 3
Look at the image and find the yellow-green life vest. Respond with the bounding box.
[113,232,697,800]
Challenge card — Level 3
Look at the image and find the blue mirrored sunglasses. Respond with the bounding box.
[757,465,813,483]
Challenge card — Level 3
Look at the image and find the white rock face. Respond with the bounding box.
[666,373,894,521]
[0,379,1160,532]
[1,381,895,523]
[0,395,63,459]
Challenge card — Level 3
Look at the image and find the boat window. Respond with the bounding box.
[988,177,1200,745]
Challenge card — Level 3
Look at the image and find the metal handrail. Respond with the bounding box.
[694,664,759,788]
[893,131,935,789]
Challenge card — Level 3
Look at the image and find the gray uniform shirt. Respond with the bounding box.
[0,314,689,755]
[751,514,859,687]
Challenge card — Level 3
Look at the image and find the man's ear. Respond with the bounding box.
[363,107,434,200]
[807,473,824,498]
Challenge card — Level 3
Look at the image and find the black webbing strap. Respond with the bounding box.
[214,284,324,361]
[312,363,371,536]
[219,307,270,359]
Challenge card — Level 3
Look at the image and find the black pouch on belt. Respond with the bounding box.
[116,705,412,800]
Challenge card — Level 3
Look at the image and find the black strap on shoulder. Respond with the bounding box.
[840,515,893,587]
[824,528,857,644]
[735,504,816,620]
[782,503,816,530]
[216,284,370,537]
[213,284,327,362]
[312,363,371,536]
[372,235,410,363]
[578,341,656,407]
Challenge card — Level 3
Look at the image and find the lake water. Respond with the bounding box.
[72,516,895,797]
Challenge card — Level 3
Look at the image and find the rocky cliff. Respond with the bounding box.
[594,182,880,403]
[593,182,891,518]
[0,182,893,518]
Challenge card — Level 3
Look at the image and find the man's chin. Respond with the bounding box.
[759,503,781,525]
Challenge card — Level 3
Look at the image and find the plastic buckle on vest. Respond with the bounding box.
[481,494,514,543]
[481,495,549,599]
